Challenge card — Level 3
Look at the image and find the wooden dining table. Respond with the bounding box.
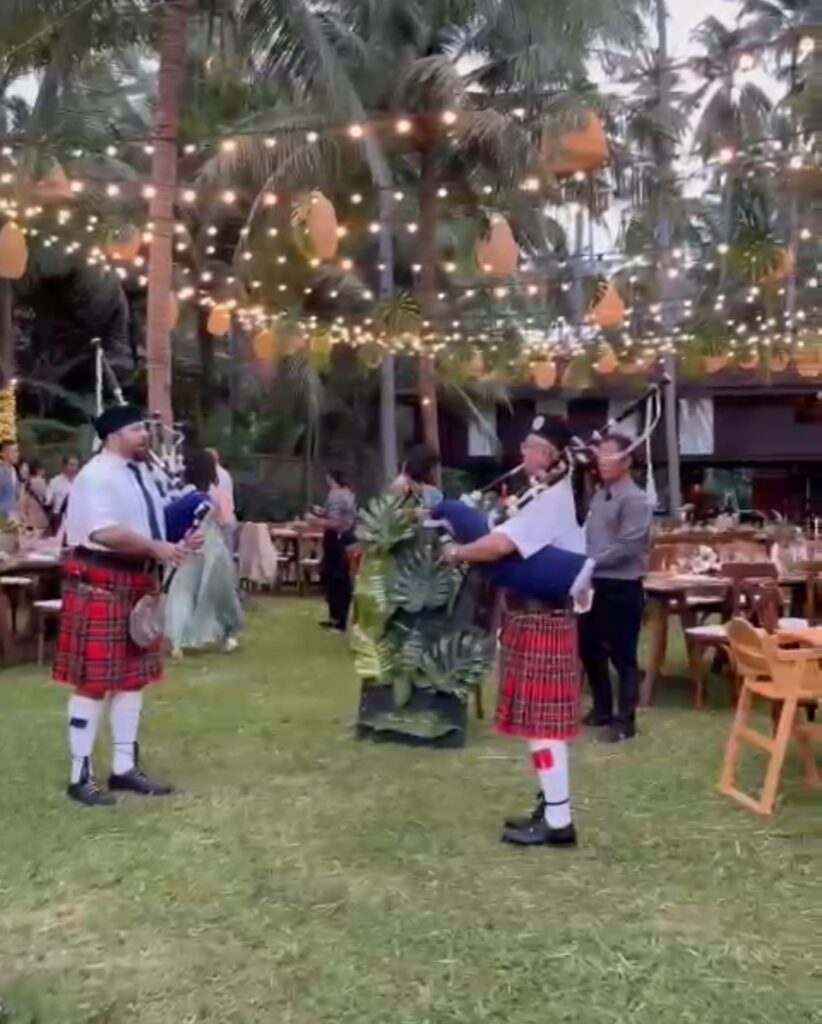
[640,569,813,706]
[0,552,62,663]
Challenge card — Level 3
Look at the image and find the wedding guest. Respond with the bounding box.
[17,459,50,532]
[47,455,81,529]
[308,470,357,632]
[0,439,19,518]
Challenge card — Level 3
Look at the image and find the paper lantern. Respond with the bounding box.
[591,282,625,329]
[475,216,518,277]
[251,328,277,364]
[703,355,728,374]
[594,342,619,375]
[769,352,790,373]
[105,225,142,262]
[0,222,28,280]
[306,192,339,261]
[737,351,759,371]
[795,348,822,379]
[760,247,794,285]
[206,304,231,337]
[32,162,73,203]
[545,112,609,177]
[531,360,557,390]
[0,384,16,442]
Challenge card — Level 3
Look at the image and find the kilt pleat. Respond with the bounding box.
[495,609,581,739]
[53,558,163,698]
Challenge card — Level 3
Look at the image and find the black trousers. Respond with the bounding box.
[578,578,645,726]
[321,529,354,629]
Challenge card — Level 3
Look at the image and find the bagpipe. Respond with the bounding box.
[92,339,204,537]
[430,377,668,602]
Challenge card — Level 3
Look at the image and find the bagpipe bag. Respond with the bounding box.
[431,500,586,601]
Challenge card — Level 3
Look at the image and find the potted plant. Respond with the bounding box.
[352,495,492,748]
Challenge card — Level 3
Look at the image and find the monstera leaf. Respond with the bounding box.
[353,554,395,635]
[389,543,460,614]
[350,624,396,684]
[418,630,493,700]
[356,495,417,555]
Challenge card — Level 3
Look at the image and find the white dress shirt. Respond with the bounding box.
[65,450,167,550]
[493,476,585,557]
[46,473,74,514]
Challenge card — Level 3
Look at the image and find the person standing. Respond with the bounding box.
[205,447,237,551]
[579,434,653,744]
[47,455,81,530]
[308,470,357,632]
[443,415,584,848]
[0,439,19,518]
[17,460,50,532]
[54,405,199,807]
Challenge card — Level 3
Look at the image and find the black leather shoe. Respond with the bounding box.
[67,779,116,807]
[108,767,173,796]
[501,819,578,848]
[599,721,637,744]
[583,709,613,727]
[504,792,545,830]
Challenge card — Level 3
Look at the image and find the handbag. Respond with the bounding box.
[129,568,176,648]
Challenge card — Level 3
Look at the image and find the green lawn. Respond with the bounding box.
[1,599,820,1024]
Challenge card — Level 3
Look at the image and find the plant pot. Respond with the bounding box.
[356,682,469,749]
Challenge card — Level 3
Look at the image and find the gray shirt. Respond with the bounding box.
[585,475,653,580]
[324,487,357,532]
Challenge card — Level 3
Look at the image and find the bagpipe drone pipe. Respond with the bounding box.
[429,377,669,602]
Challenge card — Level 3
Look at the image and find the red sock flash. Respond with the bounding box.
[531,748,554,771]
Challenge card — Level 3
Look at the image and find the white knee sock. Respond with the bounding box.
[110,691,143,775]
[529,739,572,829]
[68,695,104,784]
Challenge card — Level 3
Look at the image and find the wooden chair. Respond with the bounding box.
[684,564,783,709]
[33,598,62,664]
[719,618,822,815]
[298,533,323,596]
[799,561,822,622]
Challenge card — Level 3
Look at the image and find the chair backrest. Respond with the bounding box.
[728,617,822,697]
[721,562,781,630]
[726,618,771,678]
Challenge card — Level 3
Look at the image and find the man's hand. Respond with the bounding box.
[150,540,188,567]
[183,528,205,552]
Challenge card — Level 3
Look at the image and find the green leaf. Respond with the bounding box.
[355,495,417,555]
[389,543,460,614]
[358,710,460,741]
[391,674,413,709]
[349,625,396,684]
[418,630,493,699]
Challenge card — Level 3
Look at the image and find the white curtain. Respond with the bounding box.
[679,397,714,456]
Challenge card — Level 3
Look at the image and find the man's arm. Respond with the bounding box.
[449,531,517,565]
[593,494,652,570]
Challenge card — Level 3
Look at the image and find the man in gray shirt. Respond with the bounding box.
[579,434,653,743]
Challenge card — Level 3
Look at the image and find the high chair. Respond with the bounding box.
[719,618,822,815]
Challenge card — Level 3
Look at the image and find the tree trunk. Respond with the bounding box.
[146,0,195,425]
[416,138,440,458]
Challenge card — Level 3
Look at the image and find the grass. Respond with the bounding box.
[1,598,821,1024]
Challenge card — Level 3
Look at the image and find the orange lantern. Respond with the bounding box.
[769,351,790,373]
[206,304,231,337]
[795,348,822,379]
[703,355,728,374]
[594,342,619,375]
[305,192,339,261]
[475,216,518,277]
[544,112,609,177]
[531,360,557,389]
[251,328,277,364]
[591,282,625,329]
[737,350,760,371]
[0,222,28,280]
[32,162,73,203]
[105,225,142,262]
[760,247,794,285]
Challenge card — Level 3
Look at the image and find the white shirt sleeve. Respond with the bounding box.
[66,470,119,546]
[493,485,569,559]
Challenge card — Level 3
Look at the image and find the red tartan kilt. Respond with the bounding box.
[53,558,163,698]
[496,609,581,740]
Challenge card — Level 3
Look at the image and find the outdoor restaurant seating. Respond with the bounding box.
[720,618,822,815]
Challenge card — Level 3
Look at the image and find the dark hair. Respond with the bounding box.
[598,433,633,457]
[0,439,15,452]
[328,468,348,488]
[184,449,218,492]
[62,455,80,467]
[404,444,440,485]
[29,460,45,476]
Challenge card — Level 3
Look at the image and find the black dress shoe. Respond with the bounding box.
[599,721,637,744]
[583,709,613,727]
[67,779,116,807]
[108,767,173,796]
[504,792,545,830]
[501,819,578,848]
